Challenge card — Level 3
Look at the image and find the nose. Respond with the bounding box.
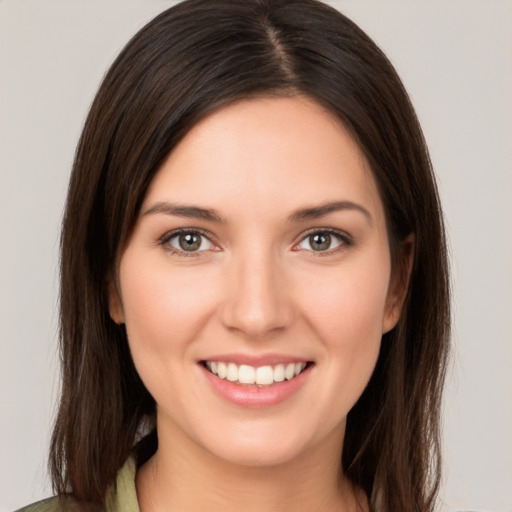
[219,249,294,339]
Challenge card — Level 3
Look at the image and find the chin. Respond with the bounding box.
[206,437,306,468]
[191,415,339,469]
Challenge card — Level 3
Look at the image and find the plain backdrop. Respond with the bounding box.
[1,1,511,511]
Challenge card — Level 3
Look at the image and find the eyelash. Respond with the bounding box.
[159,228,216,257]
[159,228,352,257]
[296,228,352,256]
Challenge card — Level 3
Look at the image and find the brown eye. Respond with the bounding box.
[309,233,332,251]
[296,230,347,253]
[179,233,202,251]
[166,231,214,253]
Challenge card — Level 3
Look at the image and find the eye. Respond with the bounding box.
[296,230,349,253]
[162,230,215,254]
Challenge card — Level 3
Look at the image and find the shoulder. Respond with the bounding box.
[15,456,139,512]
[14,495,92,512]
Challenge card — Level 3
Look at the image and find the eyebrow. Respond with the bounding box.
[142,202,226,223]
[142,200,372,225]
[288,201,373,225]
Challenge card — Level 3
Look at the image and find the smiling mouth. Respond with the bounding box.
[202,361,312,387]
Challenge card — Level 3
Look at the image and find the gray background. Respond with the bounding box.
[1,1,511,511]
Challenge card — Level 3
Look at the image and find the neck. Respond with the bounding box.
[136,418,367,512]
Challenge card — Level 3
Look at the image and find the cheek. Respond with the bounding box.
[298,256,390,398]
[302,257,390,338]
[117,256,224,423]
[117,255,221,399]
[119,257,215,347]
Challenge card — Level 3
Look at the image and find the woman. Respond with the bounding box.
[18,0,450,510]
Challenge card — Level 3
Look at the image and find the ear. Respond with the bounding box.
[107,276,125,324]
[382,234,415,334]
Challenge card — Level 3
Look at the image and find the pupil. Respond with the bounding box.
[179,233,201,251]
[311,233,331,251]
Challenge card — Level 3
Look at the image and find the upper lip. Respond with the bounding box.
[199,353,313,366]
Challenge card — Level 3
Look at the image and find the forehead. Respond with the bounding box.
[144,96,385,225]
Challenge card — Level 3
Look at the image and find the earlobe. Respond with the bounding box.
[382,234,415,334]
[107,278,125,324]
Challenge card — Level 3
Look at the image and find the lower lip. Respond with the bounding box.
[200,364,312,408]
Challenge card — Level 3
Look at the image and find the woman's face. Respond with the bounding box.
[110,96,405,467]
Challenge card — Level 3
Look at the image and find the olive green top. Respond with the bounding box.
[15,457,140,512]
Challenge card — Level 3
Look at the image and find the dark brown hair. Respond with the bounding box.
[51,1,450,510]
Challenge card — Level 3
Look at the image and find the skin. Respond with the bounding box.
[109,96,412,512]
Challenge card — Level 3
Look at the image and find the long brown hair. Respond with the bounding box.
[51,1,450,510]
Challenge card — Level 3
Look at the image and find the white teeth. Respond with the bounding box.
[295,362,306,376]
[205,360,309,386]
[256,366,274,385]
[273,364,285,382]
[226,363,238,382]
[238,365,256,384]
[217,362,227,379]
